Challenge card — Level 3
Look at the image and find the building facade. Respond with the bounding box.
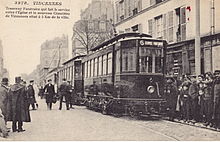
[114,0,220,76]
[72,0,114,57]
[39,35,69,86]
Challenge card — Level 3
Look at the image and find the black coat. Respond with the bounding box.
[43,84,55,103]
[0,84,9,118]
[213,77,220,120]
[27,85,36,104]
[164,83,178,109]
[7,83,31,122]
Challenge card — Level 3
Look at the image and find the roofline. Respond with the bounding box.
[63,55,86,65]
[91,32,152,51]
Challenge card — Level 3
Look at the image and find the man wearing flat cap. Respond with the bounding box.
[0,78,9,121]
[7,77,31,132]
[27,80,36,110]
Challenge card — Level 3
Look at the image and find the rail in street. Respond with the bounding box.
[3,98,220,141]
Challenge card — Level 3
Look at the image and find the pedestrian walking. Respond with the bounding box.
[0,78,9,121]
[7,77,31,132]
[33,83,39,109]
[59,79,70,110]
[27,80,36,110]
[43,79,55,110]
[38,86,44,99]
[67,81,74,109]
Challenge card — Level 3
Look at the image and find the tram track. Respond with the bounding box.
[163,117,220,132]
[110,116,179,141]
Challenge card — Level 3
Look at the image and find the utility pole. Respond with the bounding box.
[210,0,215,72]
[195,0,201,76]
[56,43,62,86]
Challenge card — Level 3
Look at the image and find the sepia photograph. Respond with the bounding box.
[0,0,220,141]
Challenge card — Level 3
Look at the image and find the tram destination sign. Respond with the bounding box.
[139,40,163,47]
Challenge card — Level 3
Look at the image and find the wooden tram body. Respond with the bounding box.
[82,33,167,117]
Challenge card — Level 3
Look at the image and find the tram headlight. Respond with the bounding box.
[147,86,155,94]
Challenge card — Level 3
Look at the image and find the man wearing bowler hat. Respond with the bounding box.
[7,77,31,132]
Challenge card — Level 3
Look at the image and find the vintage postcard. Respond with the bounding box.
[0,0,220,141]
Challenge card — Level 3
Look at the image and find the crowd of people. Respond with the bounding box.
[0,76,39,138]
[165,71,220,130]
[0,76,76,138]
[41,78,75,110]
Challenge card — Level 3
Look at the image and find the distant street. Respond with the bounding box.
[3,98,220,141]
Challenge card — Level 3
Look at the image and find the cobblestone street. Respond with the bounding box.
[2,98,219,141]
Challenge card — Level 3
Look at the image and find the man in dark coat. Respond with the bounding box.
[7,77,31,132]
[0,78,9,121]
[43,79,55,110]
[202,73,214,126]
[180,81,191,122]
[59,79,70,110]
[188,77,199,123]
[67,81,74,109]
[164,77,178,121]
[212,75,220,129]
[27,80,36,110]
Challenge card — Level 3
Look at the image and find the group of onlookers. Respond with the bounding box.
[0,76,39,138]
[0,76,76,138]
[165,71,220,129]
[42,78,75,110]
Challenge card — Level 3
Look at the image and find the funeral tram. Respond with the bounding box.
[82,33,167,118]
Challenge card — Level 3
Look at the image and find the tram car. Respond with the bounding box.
[58,55,85,105]
[82,33,167,118]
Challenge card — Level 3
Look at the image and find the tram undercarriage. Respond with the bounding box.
[85,95,166,119]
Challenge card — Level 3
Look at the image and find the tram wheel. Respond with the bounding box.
[129,107,140,119]
[101,105,108,115]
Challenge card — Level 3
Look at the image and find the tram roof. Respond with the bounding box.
[90,32,152,51]
[63,55,86,65]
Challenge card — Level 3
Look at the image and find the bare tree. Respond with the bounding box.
[72,19,115,55]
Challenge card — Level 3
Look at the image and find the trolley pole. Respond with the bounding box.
[195,0,201,76]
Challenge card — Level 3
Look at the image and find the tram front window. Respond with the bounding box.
[139,48,162,73]
[122,47,136,72]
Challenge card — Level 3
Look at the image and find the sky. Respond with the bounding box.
[0,0,92,82]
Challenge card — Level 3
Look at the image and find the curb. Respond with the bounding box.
[163,118,220,132]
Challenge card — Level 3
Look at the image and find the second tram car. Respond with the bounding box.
[82,33,167,118]
[58,55,85,105]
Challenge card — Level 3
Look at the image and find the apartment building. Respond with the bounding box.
[72,0,114,57]
[115,0,220,76]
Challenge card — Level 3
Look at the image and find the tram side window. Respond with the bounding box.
[84,62,87,78]
[155,50,162,73]
[98,56,102,76]
[122,47,136,72]
[94,58,98,77]
[88,60,91,77]
[103,55,107,75]
[107,52,112,74]
[91,59,94,77]
[115,50,120,73]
